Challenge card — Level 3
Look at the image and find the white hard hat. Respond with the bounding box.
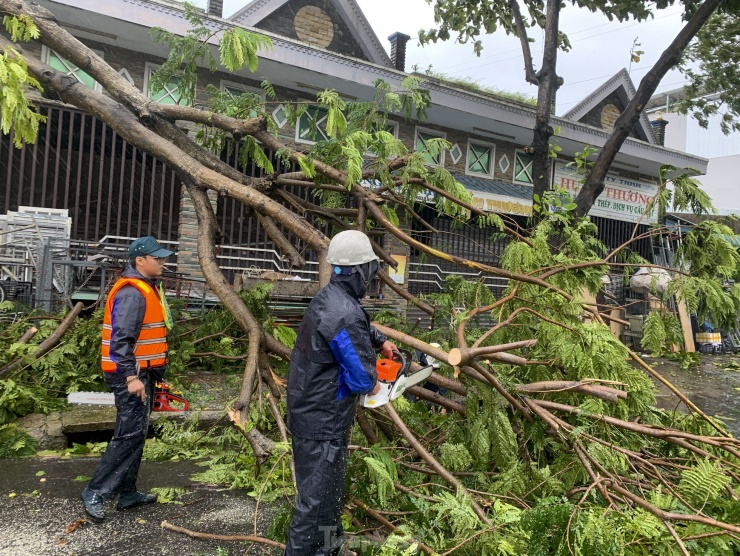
[327,230,379,266]
[427,342,441,369]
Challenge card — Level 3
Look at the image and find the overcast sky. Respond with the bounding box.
[214,0,689,115]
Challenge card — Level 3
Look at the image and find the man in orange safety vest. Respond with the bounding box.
[81,236,174,522]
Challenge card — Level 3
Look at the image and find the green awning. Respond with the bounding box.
[720,234,740,247]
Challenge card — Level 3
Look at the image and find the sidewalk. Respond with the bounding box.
[0,457,282,556]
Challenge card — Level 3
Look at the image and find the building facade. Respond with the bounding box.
[0,0,709,314]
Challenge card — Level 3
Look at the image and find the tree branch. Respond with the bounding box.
[507,0,538,85]
[574,0,723,216]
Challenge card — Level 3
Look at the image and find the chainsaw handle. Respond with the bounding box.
[390,348,412,369]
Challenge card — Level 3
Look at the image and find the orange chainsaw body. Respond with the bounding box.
[376,358,403,382]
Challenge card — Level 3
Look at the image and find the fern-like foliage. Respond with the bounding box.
[0,44,45,147]
[3,15,39,42]
[678,459,731,507]
[363,445,398,508]
[432,488,480,537]
[676,220,740,280]
[149,486,188,504]
[438,442,473,472]
[219,27,272,72]
[149,3,272,106]
[0,423,38,457]
[521,500,572,556]
[641,310,683,355]
[489,407,519,471]
[658,165,716,216]
[271,325,296,349]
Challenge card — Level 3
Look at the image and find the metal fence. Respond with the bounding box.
[0,103,181,243]
[408,207,528,297]
[1,103,661,317]
[215,140,333,283]
[29,237,214,313]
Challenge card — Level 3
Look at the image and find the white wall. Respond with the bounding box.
[696,155,740,214]
[659,112,688,152]
[651,111,740,214]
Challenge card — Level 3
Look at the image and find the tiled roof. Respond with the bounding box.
[453,173,533,201]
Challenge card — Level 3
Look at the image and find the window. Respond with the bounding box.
[118,68,135,86]
[380,120,399,138]
[144,63,182,105]
[415,127,446,166]
[220,80,265,118]
[362,120,399,158]
[514,150,534,184]
[296,105,330,144]
[466,140,495,177]
[370,120,400,141]
[42,46,101,91]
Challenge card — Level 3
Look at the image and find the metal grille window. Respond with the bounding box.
[220,81,264,118]
[150,76,181,105]
[43,47,99,90]
[415,128,446,166]
[145,64,182,105]
[466,140,494,177]
[296,106,329,144]
[382,121,399,138]
[514,150,533,184]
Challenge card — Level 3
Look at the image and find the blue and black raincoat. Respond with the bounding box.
[287,270,386,440]
[285,268,385,556]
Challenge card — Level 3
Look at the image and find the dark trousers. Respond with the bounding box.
[87,371,155,497]
[285,436,348,556]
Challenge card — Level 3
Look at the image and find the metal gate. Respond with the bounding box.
[216,141,332,283]
[0,103,181,243]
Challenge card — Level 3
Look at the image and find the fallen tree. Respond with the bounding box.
[3,2,740,553]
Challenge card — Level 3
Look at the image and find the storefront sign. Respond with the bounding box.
[553,161,658,224]
[469,192,533,216]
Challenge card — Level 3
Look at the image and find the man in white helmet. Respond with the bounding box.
[285,230,396,556]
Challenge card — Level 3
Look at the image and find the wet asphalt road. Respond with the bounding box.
[647,353,740,437]
[0,458,283,556]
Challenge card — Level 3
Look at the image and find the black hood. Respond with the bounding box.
[329,260,379,300]
[330,271,367,299]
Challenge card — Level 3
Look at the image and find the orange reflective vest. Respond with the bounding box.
[101,277,168,372]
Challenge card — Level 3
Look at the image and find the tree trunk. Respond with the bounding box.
[531,0,563,211]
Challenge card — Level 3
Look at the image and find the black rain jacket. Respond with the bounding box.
[287,271,386,440]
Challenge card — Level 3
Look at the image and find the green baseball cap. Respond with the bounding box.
[128,236,174,258]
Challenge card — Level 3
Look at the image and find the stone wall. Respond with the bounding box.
[176,189,218,280]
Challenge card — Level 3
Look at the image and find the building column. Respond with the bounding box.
[176,185,218,280]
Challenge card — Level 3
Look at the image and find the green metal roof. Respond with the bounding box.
[720,234,740,248]
[453,174,533,201]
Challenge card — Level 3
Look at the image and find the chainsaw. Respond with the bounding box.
[67,382,189,412]
[360,348,433,408]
